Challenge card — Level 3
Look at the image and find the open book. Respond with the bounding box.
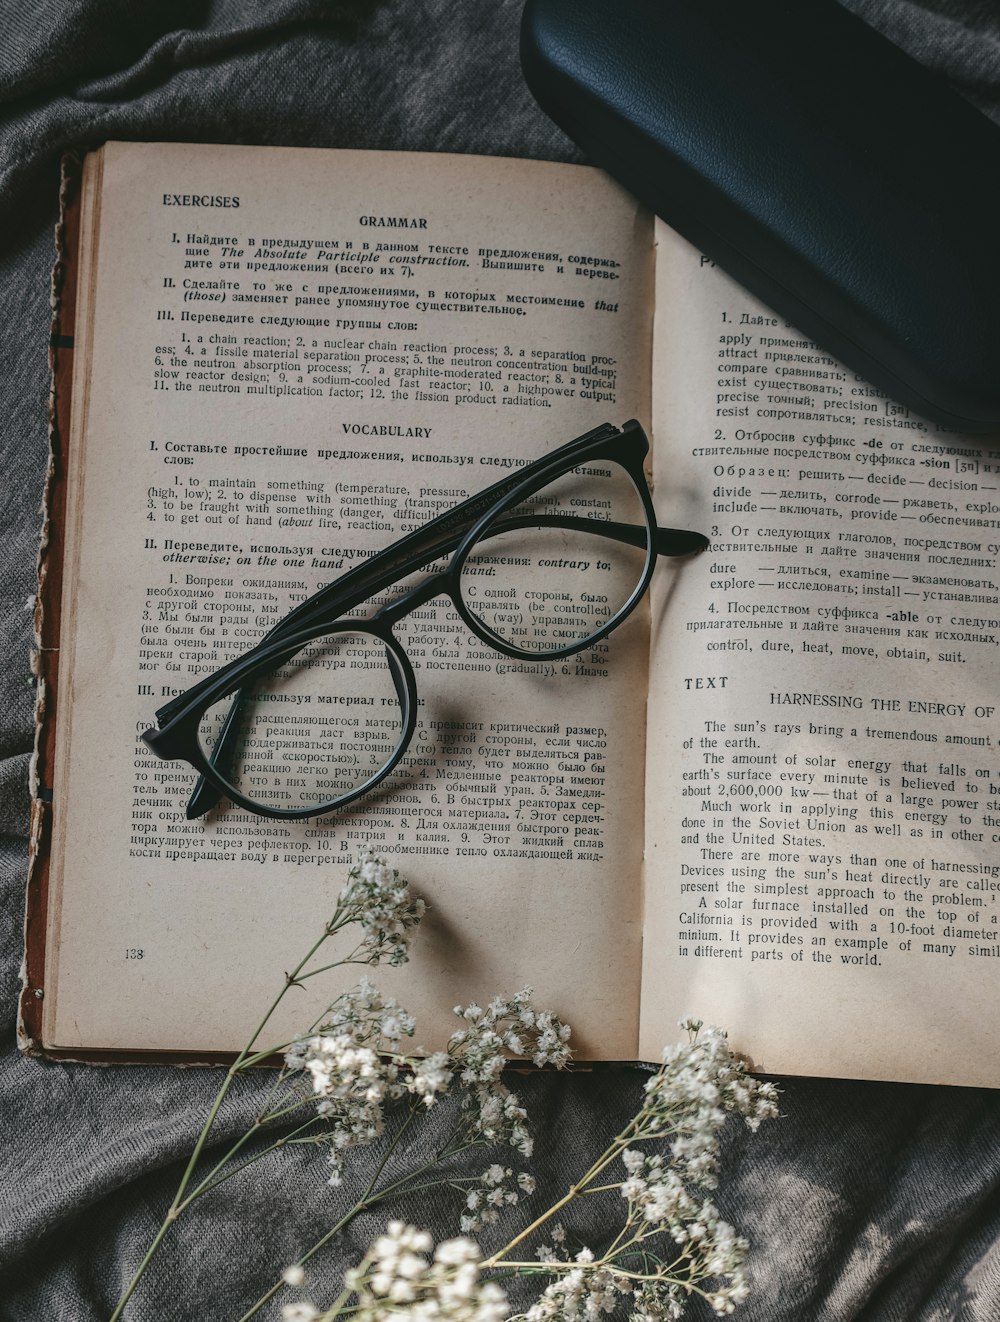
[24,141,1000,1085]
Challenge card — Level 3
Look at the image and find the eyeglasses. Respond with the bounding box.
[142,419,708,820]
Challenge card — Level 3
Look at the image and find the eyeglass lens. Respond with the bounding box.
[459,459,649,653]
[196,630,406,813]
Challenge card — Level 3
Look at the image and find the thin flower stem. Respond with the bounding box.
[110,914,347,1322]
[241,1132,487,1321]
[236,1103,424,1322]
[235,1207,363,1322]
[495,1258,704,1288]
[316,1284,353,1322]
[254,1063,293,1117]
[107,1216,180,1322]
[306,1155,500,1322]
[497,1260,587,1271]
[484,1127,635,1270]
[237,1043,296,1070]
[603,1218,639,1260]
[381,1174,479,1201]
[175,1113,321,1213]
[234,924,341,1066]
[482,1184,579,1270]
[610,1266,720,1304]
[438,1136,480,1163]
[496,1231,719,1306]
[296,952,372,982]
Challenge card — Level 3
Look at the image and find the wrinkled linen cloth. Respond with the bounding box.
[2,2,1000,1318]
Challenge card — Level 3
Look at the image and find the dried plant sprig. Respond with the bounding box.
[111,856,779,1322]
[480,1021,780,1321]
[281,1226,508,1322]
[279,983,569,1193]
[335,853,427,967]
[276,1022,778,1322]
[236,983,573,1322]
[109,852,427,1322]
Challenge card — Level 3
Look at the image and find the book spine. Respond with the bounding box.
[16,152,278,1069]
[19,152,84,1055]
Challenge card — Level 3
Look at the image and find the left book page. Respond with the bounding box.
[28,141,656,1060]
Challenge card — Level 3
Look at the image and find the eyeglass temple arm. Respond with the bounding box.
[180,514,707,820]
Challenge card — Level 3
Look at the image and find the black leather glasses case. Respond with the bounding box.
[521,0,1000,433]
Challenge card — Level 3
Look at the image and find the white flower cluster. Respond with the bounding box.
[628,1279,689,1322]
[632,1254,749,1319]
[449,991,572,1155]
[407,1050,451,1106]
[461,1164,536,1235]
[285,983,572,1195]
[519,1024,775,1321]
[619,1148,698,1229]
[638,1022,780,1188]
[529,1207,746,1321]
[284,979,415,1186]
[451,992,572,1072]
[619,1149,749,1316]
[525,1247,629,1322]
[281,1305,321,1322]
[533,1221,567,1264]
[337,851,426,966]
[342,1222,509,1322]
[305,976,418,1053]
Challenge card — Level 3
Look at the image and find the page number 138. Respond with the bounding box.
[125,948,144,960]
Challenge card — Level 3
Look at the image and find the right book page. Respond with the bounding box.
[640,221,1000,1086]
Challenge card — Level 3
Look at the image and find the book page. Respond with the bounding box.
[42,142,662,1059]
[641,222,1000,1086]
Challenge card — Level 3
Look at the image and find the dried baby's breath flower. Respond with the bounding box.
[495,1022,777,1322]
[408,1051,452,1106]
[336,850,426,966]
[524,1252,629,1321]
[284,979,416,1185]
[448,989,572,1157]
[460,1164,526,1235]
[285,981,570,1204]
[281,1303,320,1322]
[635,1022,780,1188]
[113,845,778,1322]
[345,1222,508,1322]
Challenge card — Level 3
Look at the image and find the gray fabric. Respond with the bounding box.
[2,2,1000,1318]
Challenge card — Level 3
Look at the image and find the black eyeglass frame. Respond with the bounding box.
[142,419,708,820]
